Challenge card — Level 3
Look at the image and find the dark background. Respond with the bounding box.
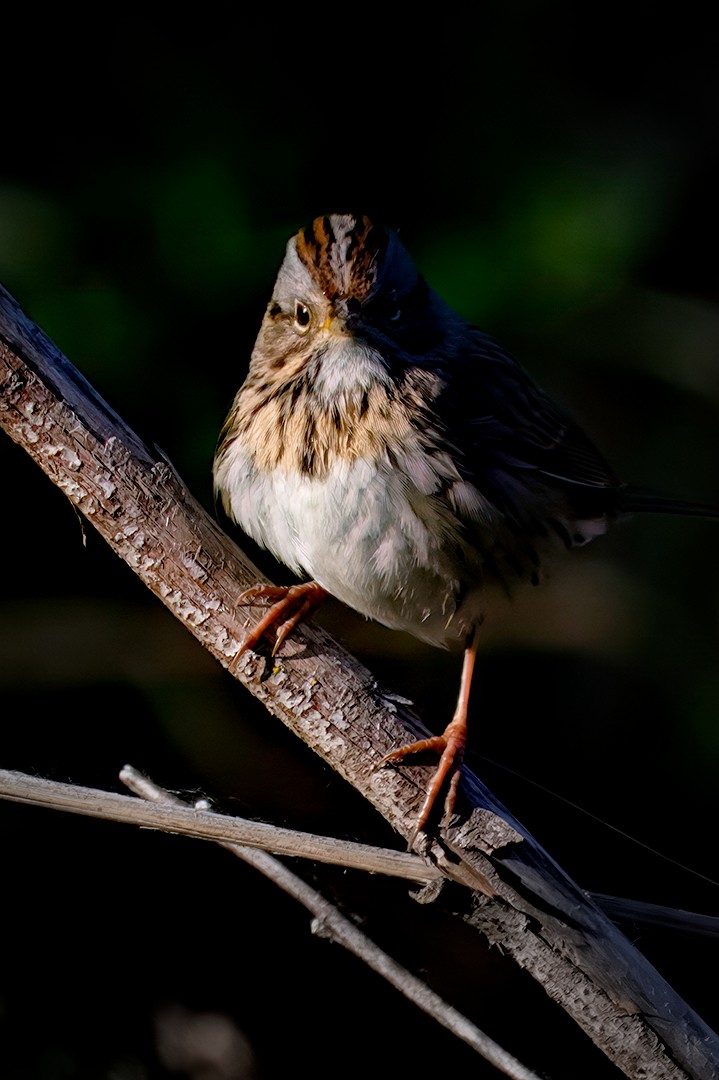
[1,12,718,1079]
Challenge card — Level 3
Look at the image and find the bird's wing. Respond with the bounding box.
[443,331,719,522]
[452,330,620,493]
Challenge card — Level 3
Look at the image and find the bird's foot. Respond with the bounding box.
[233,581,328,662]
[380,717,467,843]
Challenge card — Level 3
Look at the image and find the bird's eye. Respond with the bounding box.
[293,300,312,331]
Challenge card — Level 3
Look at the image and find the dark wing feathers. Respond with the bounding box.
[455,330,620,492]
[443,329,719,521]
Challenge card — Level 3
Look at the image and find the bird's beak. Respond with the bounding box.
[323,298,361,334]
[320,312,352,336]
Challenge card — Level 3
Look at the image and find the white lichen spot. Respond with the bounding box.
[61,447,82,469]
[57,478,85,501]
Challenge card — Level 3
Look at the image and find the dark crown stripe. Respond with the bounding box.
[296,213,386,300]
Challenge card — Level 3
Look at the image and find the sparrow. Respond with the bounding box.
[213,212,717,838]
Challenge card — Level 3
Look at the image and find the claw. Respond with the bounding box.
[237,585,291,607]
[232,581,328,663]
[380,718,467,840]
[379,627,480,842]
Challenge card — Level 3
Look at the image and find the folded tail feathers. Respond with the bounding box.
[618,485,719,519]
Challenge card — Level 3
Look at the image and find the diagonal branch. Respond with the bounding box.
[1,281,718,1080]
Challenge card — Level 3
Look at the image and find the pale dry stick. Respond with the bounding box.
[2,767,716,941]
[3,766,540,1076]
[119,765,543,1080]
[0,768,438,884]
[3,767,717,944]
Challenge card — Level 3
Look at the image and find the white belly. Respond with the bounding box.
[217,448,487,647]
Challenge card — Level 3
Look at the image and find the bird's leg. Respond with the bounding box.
[381,626,480,839]
[233,581,329,662]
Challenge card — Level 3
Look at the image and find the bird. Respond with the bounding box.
[213,211,718,839]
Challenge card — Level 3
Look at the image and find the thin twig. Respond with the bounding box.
[2,766,716,940]
[119,764,544,1080]
[0,767,439,884]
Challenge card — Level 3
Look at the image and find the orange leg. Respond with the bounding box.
[233,581,328,661]
[381,627,480,839]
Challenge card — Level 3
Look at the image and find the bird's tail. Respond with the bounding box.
[618,485,719,519]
